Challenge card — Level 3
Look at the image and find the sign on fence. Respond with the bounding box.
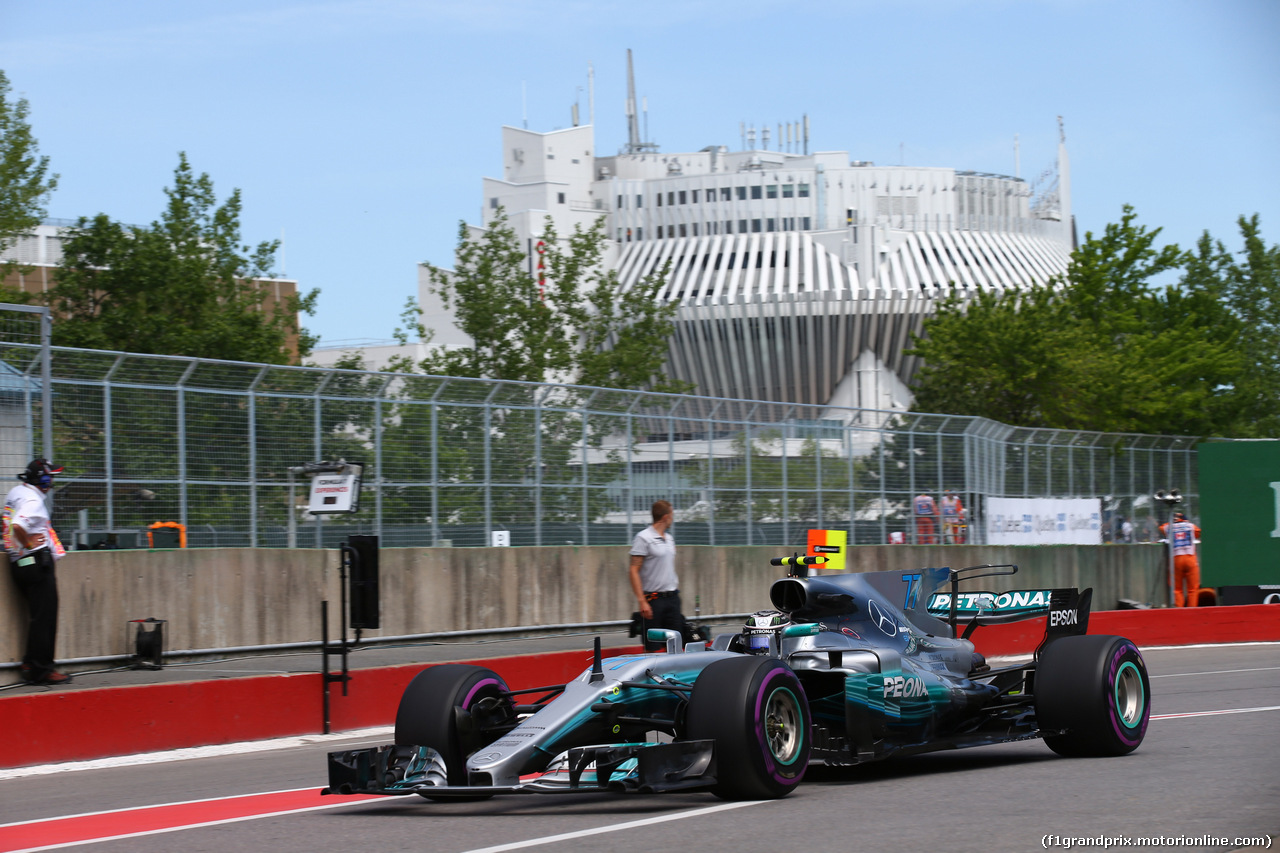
[985,498,1101,545]
[306,464,363,514]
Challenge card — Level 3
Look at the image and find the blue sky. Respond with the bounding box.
[2,0,1277,352]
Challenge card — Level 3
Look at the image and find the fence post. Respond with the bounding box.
[248,365,268,548]
[746,423,753,546]
[484,397,492,546]
[581,394,590,546]
[103,355,123,531]
[312,370,334,549]
[177,358,198,536]
[534,398,542,547]
[430,402,439,547]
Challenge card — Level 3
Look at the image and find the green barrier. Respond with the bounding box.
[1198,440,1280,587]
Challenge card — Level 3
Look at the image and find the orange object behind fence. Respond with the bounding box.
[146,521,187,548]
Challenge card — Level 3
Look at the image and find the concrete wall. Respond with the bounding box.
[1,544,1167,666]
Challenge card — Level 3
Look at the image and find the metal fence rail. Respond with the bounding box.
[0,339,1198,549]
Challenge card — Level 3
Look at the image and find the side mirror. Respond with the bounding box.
[781,623,821,638]
[646,628,682,654]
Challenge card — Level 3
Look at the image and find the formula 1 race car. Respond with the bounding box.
[324,559,1150,801]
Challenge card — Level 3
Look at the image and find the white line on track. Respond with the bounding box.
[1149,666,1280,678]
[458,800,767,853]
[1140,640,1280,652]
[0,727,393,781]
[1151,705,1280,720]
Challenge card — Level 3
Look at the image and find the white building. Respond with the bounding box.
[317,95,1075,410]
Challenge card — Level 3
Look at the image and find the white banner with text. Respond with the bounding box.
[985,498,1102,545]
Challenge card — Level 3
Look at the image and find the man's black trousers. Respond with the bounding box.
[641,592,687,651]
[9,548,59,676]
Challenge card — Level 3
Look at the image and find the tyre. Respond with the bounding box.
[394,664,513,794]
[685,656,811,799]
[1034,635,1150,757]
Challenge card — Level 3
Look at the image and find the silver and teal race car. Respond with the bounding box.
[324,559,1150,801]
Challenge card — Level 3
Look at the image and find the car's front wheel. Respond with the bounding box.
[684,656,811,799]
[394,664,514,798]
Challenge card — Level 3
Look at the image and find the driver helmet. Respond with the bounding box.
[742,609,790,654]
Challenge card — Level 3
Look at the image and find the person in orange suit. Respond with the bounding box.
[1159,511,1202,607]
[913,492,937,544]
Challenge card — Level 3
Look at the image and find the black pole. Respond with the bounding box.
[949,568,959,637]
[321,599,331,734]
[340,549,348,696]
[321,544,358,735]
[339,544,356,696]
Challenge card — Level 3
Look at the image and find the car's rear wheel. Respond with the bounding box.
[1034,635,1150,757]
[394,664,513,798]
[684,656,811,799]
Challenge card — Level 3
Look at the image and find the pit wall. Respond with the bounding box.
[1,544,1167,665]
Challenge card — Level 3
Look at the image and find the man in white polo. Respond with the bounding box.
[3,459,70,685]
[629,499,687,651]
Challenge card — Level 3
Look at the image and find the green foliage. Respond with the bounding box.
[48,153,317,363]
[908,286,1081,428]
[910,206,1270,437]
[703,428,865,524]
[369,209,692,525]
[0,69,58,276]
[1184,214,1280,437]
[417,210,568,383]
[416,209,688,393]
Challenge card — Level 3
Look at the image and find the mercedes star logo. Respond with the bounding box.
[867,599,897,636]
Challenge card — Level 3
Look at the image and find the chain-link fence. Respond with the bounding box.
[0,337,1197,550]
[0,304,52,478]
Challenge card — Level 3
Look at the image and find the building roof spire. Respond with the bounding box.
[624,50,658,154]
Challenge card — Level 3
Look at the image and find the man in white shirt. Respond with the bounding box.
[3,459,70,685]
[629,500,686,651]
[940,490,965,544]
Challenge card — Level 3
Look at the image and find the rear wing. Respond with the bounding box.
[924,564,1091,642]
[926,588,1055,623]
[926,585,1092,645]
[927,564,1025,637]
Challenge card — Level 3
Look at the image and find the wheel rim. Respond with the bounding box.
[764,686,802,763]
[1113,661,1144,728]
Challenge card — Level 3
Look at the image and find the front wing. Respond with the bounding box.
[324,739,717,798]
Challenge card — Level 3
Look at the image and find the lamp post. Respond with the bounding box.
[1153,489,1183,607]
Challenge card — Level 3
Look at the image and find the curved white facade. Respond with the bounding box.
[426,121,1073,410]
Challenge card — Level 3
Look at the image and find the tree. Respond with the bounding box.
[1184,214,1280,437]
[706,428,860,524]
[48,153,317,363]
[0,69,59,284]
[416,208,687,392]
[907,285,1083,428]
[909,206,1253,437]
[367,210,691,528]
